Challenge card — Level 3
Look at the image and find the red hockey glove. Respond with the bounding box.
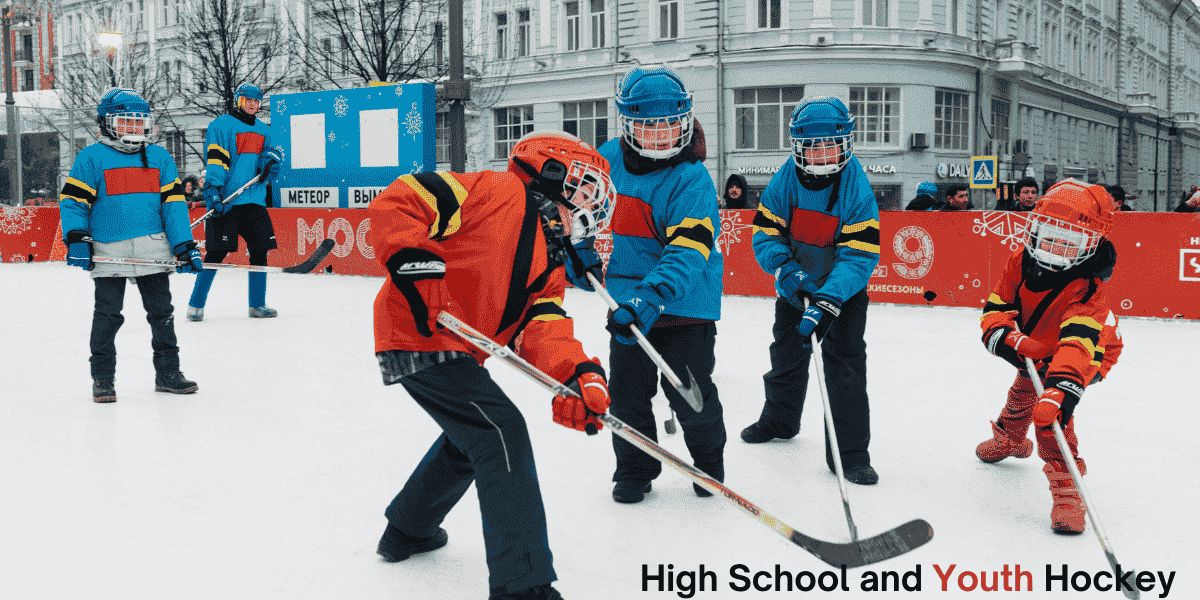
[1003,329,1051,359]
[386,247,451,337]
[1034,378,1084,427]
[983,325,1052,371]
[552,370,610,433]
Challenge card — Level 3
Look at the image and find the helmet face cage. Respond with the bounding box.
[560,159,615,241]
[619,107,693,160]
[1024,213,1103,271]
[105,112,154,151]
[791,134,853,177]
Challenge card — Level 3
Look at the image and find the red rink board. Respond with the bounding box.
[3,206,1197,320]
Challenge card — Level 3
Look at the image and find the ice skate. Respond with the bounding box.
[248,305,278,318]
[976,420,1033,463]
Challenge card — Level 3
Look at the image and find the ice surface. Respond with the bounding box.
[1,262,1195,599]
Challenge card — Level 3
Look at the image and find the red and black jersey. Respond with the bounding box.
[982,248,1123,388]
[369,170,599,384]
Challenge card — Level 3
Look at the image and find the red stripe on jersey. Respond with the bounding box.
[236,132,265,154]
[103,167,160,195]
[789,208,840,248]
[610,194,658,239]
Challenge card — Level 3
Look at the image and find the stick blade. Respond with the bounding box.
[790,519,934,568]
[283,238,335,273]
[677,367,704,413]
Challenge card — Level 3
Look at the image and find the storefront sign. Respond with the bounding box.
[862,164,898,174]
[936,163,971,179]
[738,166,782,174]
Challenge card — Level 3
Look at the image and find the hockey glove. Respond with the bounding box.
[1033,378,1084,428]
[774,260,817,309]
[562,236,604,291]
[173,241,204,274]
[65,229,94,271]
[552,366,610,433]
[203,184,229,217]
[607,285,666,345]
[386,247,451,338]
[983,325,1052,371]
[258,148,283,182]
[797,297,839,345]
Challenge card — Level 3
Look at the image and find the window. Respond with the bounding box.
[934,89,970,150]
[436,112,449,163]
[990,98,1010,155]
[160,0,173,26]
[434,22,444,67]
[322,38,333,74]
[161,61,171,93]
[21,34,32,63]
[862,0,887,27]
[590,0,606,48]
[21,69,33,91]
[495,13,508,59]
[164,131,186,168]
[137,0,144,30]
[759,0,781,29]
[658,0,678,40]
[517,9,531,57]
[563,100,608,148]
[734,86,804,150]
[565,2,580,51]
[494,106,534,159]
[848,86,899,146]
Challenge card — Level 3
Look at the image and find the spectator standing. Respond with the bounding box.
[723,174,749,209]
[941,183,974,211]
[1009,177,1040,211]
[906,181,941,211]
[1104,185,1136,212]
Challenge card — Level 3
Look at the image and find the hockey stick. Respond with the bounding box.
[91,238,335,274]
[190,174,263,229]
[1025,357,1139,600]
[436,310,933,568]
[584,272,703,413]
[806,298,859,542]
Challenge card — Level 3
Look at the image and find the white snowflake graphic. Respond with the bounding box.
[972,211,1031,251]
[275,99,287,115]
[328,131,336,143]
[333,95,349,117]
[408,161,422,175]
[717,210,754,256]
[0,206,36,235]
[403,102,423,141]
[394,85,404,97]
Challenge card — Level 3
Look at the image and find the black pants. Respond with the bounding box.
[609,322,726,482]
[204,203,278,255]
[759,290,872,470]
[385,356,555,595]
[90,273,179,378]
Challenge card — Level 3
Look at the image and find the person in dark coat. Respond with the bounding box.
[1174,186,1200,213]
[1009,177,1040,211]
[1103,185,1136,211]
[941,183,975,211]
[723,173,749,209]
[906,181,941,210]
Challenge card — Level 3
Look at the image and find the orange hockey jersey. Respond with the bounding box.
[982,248,1123,388]
[369,170,599,384]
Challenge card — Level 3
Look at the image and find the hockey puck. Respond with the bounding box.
[923,290,937,302]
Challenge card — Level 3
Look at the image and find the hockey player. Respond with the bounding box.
[978,178,1122,533]
[598,66,726,504]
[186,83,283,321]
[740,96,882,486]
[369,131,614,600]
[59,88,204,402]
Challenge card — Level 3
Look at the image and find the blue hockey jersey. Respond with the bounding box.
[59,142,191,247]
[598,139,723,320]
[752,156,880,305]
[205,113,271,206]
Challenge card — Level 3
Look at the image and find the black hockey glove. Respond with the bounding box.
[386,247,451,338]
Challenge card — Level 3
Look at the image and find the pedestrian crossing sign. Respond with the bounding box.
[970,156,998,189]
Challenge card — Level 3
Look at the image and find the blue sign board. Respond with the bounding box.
[269,83,436,208]
[970,155,998,189]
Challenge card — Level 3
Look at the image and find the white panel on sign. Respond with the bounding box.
[279,187,340,208]
[291,114,327,169]
[348,187,389,208]
[360,109,399,167]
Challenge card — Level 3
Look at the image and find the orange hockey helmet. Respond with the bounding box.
[1024,178,1114,271]
[508,131,615,239]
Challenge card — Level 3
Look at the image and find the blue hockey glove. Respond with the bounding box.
[203,184,229,216]
[65,229,94,271]
[607,285,666,345]
[173,241,204,274]
[562,236,604,291]
[258,148,283,182]
[797,297,840,346]
[774,260,817,309]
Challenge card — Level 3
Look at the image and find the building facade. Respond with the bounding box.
[453,0,1200,211]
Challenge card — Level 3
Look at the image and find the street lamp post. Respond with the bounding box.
[2,1,21,205]
[97,31,124,88]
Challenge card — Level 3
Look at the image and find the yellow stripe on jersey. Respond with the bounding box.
[837,218,880,254]
[160,178,185,204]
[207,144,231,169]
[752,204,787,237]
[60,177,98,206]
[665,216,715,260]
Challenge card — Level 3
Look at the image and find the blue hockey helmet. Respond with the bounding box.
[97,88,153,152]
[789,96,855,177]
[235,83,263,101]
[615,66,693,160]
[917,181,937,196]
